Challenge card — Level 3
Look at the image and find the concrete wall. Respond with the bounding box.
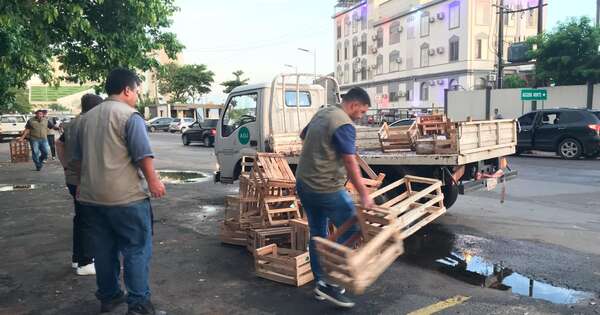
[448,84,599,121]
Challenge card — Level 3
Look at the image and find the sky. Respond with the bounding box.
[169,0,598,103]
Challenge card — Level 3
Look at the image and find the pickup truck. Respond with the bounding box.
[214,74,517,208]
[0,114,27,140]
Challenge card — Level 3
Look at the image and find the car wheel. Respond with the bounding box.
[150,126,156,133]
[182,135,190,146]
[203,136,210,147]
[558,138,582,159]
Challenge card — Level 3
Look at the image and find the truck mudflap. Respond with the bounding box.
[458,169,518,194]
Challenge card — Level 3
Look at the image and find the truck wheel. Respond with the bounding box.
[558,138,582,159]
[441,182,459,209]
[182,135,190,146]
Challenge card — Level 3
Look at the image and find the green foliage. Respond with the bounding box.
[0,88,32,114]
[503,74,528,88]
[158,63,214,104]
[527,17,600,86]
[0,1,184,105]
[221,70,249,94]
[136,93,157,114]
[49,103,69,112]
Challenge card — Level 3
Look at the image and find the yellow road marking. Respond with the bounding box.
[407,295,471,315]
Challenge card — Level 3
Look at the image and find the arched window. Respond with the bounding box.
[337,21,341,39]
[420,82,429,101]
[449,78,459,90]
[449,35,459,62]
[361,59,367,81]
[344,63,350,84]
[344,15,350,36]
[376,54,383,75]
[389,50,400,72]
[420,43,429,67]
[352,11,359,33]
[352,37,358,58]
[360,33,367,55]
[389,21,401,44]
[376,27,384,48]
[344,40,349,60]
[336,43,341,62]
[420,12,430,37]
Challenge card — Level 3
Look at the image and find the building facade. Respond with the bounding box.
[333,0,544,112]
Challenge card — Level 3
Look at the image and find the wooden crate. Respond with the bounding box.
[359,175,446,241]
[313,215,404,294]
[415,137,457,155]
[378,121,418,152]
[10,140,30,163]
[289,219,309,251]
[219,221,247,246]
[416,114,449,136]
[254,244,314,286]
[346,154,386,202]
[247,226,294,253]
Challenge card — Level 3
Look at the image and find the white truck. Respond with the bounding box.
[214,74,517,208]
[0,114,27,140]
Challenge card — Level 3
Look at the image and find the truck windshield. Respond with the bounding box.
[222,93,258,137]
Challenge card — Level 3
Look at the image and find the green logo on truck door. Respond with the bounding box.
[238,127,250,145]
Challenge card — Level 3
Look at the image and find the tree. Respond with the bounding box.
[158,63,214,104]
[49,103,70,112]
[0,88,32,114]
[221,70,249,94]
[0,1,184,106]
[503,74,528,88]
[527,17,600,86]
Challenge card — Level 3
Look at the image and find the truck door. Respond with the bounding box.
[534,111,561,150]
[517,112,537,150]
[215,91,260,182]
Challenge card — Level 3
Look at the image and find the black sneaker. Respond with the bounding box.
[314,282,355,308]
[126,301,155,315]
[100,291,126,313]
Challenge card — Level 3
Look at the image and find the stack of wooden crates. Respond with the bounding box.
[9,140,30,163]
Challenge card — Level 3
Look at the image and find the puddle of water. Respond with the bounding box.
[403,224,596,305]
[0,184,37,192]
[157,170,207,184]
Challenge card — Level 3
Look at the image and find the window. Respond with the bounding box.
[202,119,218,128]
[420,12,430,37]
[476,1,489,25]
[344,64,349,84]
[337,43,341,62]
[361,59,367,81]
[420,43,429,67]
[352,12,359,33]
[352,62,358,82]
[222,93,258,137]
[337,65,343,82]
[541,113,559,125]
[389,21,401,44]
[389,83,399,102]
[420,82,429,101]
[376,54,383,75]
[337,22,341,39]
[361,33,367,55]
[389,50,400,72]
[449,36,459,62]
[1,116,25,123]
[558,112,583,124]
[518,112,536,126]
[406,85,414,101]
[361,6,367,30]
[344,40,349,60]
[376,27,383,48]
[344,15,350,36]
[476,39,483,59]
[407,15,415,39]
[352,37,358,58]
[285,91,311,107]
[376,85,383,94]
[449,2,460,29]
[448,78,459,90]
[527,7,537,27]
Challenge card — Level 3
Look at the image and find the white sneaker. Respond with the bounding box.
[71,262,78,269]
[76,263,96,276]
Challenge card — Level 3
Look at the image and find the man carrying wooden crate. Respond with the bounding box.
[296,87,373,308]
[18,109,57,171]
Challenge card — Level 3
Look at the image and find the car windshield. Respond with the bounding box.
[1,116,25,123]
[203,119,218,128]
[172,119,181,123]
[184,118,194,122]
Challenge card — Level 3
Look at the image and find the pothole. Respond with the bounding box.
[0,184,38,192]
[403,224,597,305]
[157,170,208,184]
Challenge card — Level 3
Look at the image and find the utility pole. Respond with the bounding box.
[497,0,504,89]
[538,0,544,35]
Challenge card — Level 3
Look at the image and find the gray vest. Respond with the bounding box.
[28,118,49,140]
[78,99,149,205]
[296,105,353,192]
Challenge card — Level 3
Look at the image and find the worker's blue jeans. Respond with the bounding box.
[85,198,153,307]
[29,138,49,169]
[296,179,359,284]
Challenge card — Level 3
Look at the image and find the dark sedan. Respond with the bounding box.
[181,119,218,147]
[146,117,174,132]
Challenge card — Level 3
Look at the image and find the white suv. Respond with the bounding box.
[168,118,195,133]
[0,115,27,140]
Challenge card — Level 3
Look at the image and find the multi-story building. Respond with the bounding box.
[333,0,545,112]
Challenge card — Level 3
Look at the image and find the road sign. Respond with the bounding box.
[521,89,547,101]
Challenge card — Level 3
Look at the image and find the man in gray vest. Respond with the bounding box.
[18,109,55,171]
[56,94,104,276]
[296,87,373,308]
[74,68,166,315]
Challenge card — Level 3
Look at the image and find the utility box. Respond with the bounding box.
[508,42,531,63]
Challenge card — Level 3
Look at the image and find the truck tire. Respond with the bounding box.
[558,138,582,159]
[182,135,190,146]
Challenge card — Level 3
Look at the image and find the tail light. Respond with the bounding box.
[210,128,217,136]
[588,124,600,135]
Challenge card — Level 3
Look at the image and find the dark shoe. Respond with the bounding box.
[100,291,126,313]
[35,166,41,171]
[314,282,355,308]
[126,301,155,315]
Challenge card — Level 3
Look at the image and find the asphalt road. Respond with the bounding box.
[0,132,598,315]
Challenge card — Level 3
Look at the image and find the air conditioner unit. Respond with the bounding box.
[437,12,445,20]
[395,57,403,64]
[371,34,378,41]
[371,47,378,53]
[428,49,436,56]
[429,81,436,86]
[436,47,445,54]
[429,17,436,23]
[437,79,445,85]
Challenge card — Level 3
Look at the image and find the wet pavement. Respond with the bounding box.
[0,133,599,315]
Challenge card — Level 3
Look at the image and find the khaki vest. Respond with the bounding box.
[78,99,149,205]
[28,118,49,139]
[62,117,81,186]
[296,105,353,192]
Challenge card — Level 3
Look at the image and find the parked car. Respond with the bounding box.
[389,118,415,127]
[169,118,195,133]
[516,109,600,159]
[146,117,173,132]
[0,114,27,140]
[181,119,218,147]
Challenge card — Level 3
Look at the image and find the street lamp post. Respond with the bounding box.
[298,48,316,80]
[284,64,298,74]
